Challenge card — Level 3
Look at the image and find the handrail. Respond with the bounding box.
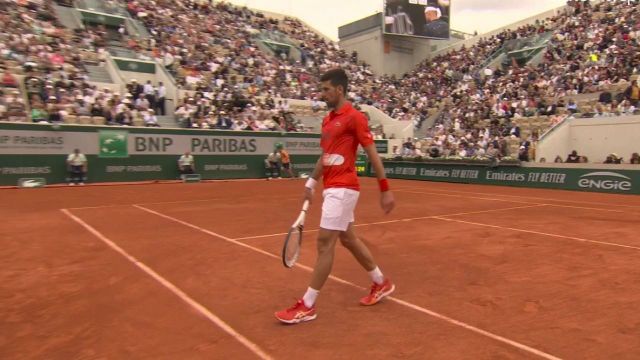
[539,115,570,140]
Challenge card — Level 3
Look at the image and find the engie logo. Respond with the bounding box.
[578,172,632,191]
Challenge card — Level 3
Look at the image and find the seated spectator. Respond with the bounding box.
[66,148,87,186]
[31,103,49,123]
[624,80,640,107]
[598,91,612,104]
[6,96,27,120]
[428,143,441,158]
[594,104,609,117]
[618,100,636,115]
[178,151,195,175]
[604,153,622,164]
[74,98,91,116]
[143,109,160,127]
[115,108,134,126]
[46,97,62,122]
[216,111,232,129]
[2,72,18,88]
[0,96,5,120]
[554,155,563,163]
[402,137,415,156]
[135,95,151,111]
[509,124,521,138]
[630,153,640,164]
[484,143,498,158]
[265,149,282,179]
[566,150,580,163]
[518,146,529,162]
[311,99,323,112]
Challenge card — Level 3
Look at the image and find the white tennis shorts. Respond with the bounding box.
[320,188,360,231]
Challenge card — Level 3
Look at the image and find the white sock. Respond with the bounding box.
[369,266,385,285]
[302,287,319,308]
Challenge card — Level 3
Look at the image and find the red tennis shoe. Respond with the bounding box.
[275,299,317,324]
[360,278,395,306]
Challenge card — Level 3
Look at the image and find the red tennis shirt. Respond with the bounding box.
[320,102,374,191]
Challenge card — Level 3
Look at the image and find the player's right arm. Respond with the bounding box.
[304,152,323,204]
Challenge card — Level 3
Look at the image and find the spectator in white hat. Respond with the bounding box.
[144,109,159,127]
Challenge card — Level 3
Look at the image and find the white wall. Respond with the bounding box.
[339,29,384,76]
[536,116,640,163]
[104,55,126,87]
[535,118,572,163]
[361,104,413,139]
[524,162,640,171]
[570,117,640,163]
[340,28,437,77]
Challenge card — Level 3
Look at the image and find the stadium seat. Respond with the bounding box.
[92,116,106,125]
[77,116,92,125]
[64,115,78,124]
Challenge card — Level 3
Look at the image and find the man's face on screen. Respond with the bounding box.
[425,10,439,22]
[320,80,340,109]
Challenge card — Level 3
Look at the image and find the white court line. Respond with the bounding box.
[138,195,301,207]
[396,190,537,205]
[67,195,301,211]
[134,204,561,360]
[399,186,640,209]
[65,204,125,210]
[60,209,273,360]
[433,216,640,251]
[233,204,547,241]
[395,189,629,214]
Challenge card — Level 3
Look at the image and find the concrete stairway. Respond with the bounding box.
[156,115,179,128]
[84,64,113,83]
[53,4,83,30]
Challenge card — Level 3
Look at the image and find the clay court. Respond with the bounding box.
[2,178,640,359]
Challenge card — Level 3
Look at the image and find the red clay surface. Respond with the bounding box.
[2,178,640,359]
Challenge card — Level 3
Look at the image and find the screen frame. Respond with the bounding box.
[382,0,452,40]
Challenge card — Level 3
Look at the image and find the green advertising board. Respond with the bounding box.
[375,139,388,154]
[0,123,320,185]
[355,154,367,175]
[98,130,129,158]
[113,58,156,74]
[78,9,125,27]
[372,161,640,195]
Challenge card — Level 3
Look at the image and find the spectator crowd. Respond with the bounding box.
[1,0,640,161]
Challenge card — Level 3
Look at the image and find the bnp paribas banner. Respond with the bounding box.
[0,123,322,185]
[374,161,640,195]
[0,127,320,156]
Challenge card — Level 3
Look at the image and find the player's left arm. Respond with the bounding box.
[354,113,395,214]
[363,144,394,214]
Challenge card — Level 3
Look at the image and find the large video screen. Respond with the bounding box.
[383,0,451,40]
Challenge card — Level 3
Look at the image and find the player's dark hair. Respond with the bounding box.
[320,68,349,95]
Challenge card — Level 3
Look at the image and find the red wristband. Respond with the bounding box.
[378,179,390,192]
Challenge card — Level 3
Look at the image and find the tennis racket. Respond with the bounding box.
[282,200,310,268]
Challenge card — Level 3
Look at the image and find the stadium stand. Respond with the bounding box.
[2,0,639,160]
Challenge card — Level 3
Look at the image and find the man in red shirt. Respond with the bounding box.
[2,72,18,88]
[275,68,395,324]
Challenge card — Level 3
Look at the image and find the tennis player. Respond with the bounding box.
[275,68,395,324]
